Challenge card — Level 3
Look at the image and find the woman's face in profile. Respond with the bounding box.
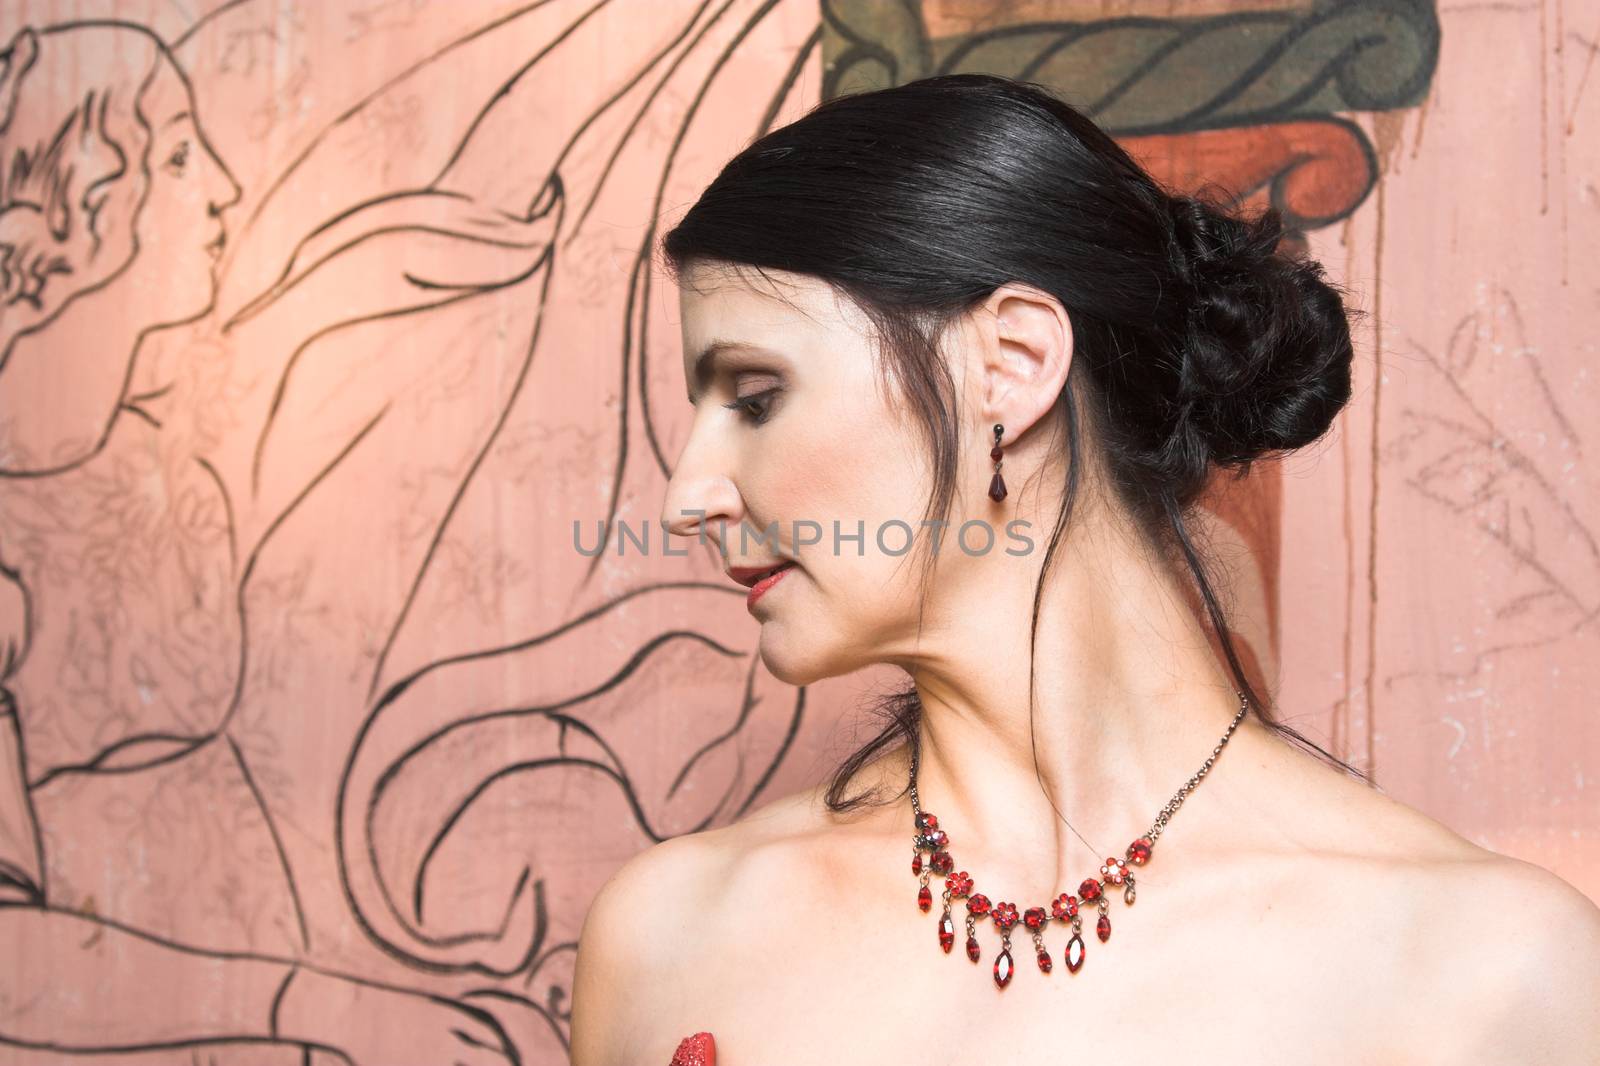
[665,261,985,685]
[128,51,241,327]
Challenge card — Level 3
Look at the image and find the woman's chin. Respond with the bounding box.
[755,633,834,688]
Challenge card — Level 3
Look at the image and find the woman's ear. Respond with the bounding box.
[976,281,1073,447]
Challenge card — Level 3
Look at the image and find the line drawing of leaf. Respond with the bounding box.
[1384,285,1600,685]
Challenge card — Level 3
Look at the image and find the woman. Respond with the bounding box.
[569,74,1600,1065]
[0,22,517,1065]
[0,21,241,474]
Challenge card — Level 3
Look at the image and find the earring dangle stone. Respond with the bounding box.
[988,423,1007,503]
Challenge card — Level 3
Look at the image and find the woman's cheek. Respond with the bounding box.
[771,423,851,516]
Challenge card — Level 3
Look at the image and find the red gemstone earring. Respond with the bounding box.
[988,423,1007,503]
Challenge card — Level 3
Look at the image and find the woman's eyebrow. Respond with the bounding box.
[686,340,779,404]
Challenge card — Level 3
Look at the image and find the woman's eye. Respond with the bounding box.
[165,141,190,174]
[723,387,778,425]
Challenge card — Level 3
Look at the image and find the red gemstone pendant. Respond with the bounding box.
[965,935,981,962]
[993,948,1014,988]
[1036,949,1052,973]
[938,912,956,952]
[1097,913,1111,942]
[917,885,931,912]
[1065,933,1085,973]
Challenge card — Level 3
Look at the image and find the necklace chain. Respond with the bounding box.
[905,690,1249,988]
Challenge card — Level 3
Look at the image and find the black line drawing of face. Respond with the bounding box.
[0,20,241,474]
[127,43,243,328]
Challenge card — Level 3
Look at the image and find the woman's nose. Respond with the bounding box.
[661,473,741,546]
[206,153,243,217]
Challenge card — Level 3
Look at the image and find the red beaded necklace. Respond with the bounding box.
[909,690,1249,988]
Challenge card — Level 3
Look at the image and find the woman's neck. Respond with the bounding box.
[898,497,1275,903]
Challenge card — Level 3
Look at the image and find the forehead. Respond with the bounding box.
[677,261,866,354]
[140,54,193,123]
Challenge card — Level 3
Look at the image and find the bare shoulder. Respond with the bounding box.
[1318,770,1600,1061]
[574,820,748,970]
[569,784,842,1064]
[1424,849,1600,1063]
[569,828,737,1066]
[575,777,856,951]
[1235,733,1599,1060]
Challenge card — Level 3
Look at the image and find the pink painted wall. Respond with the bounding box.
[0,1,1591,1063]
[1279,0,1600,900]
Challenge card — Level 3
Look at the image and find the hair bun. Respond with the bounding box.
[1159,194,1357,480]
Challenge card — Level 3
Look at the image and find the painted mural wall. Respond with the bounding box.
[0,0,1591,1062]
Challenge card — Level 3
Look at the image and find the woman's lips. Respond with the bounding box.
[747,562,795,609]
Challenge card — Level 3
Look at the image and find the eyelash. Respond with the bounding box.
[722,387,778,425]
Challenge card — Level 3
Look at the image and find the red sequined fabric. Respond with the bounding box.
[669,1031,716,1065]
